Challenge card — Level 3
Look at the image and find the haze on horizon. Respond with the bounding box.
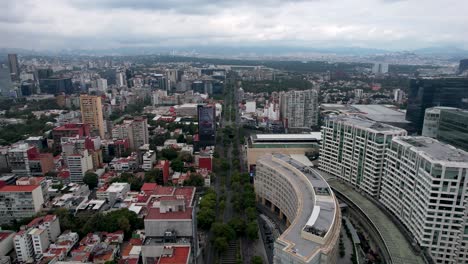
[1,0,468,52]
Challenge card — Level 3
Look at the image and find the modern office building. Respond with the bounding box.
[437,108,468,152]
[280,89,319,129]
[380,137,468,264]
[39,77,73,94]
[405,78,468,133]
[421,107,457,138]
[7,54,20,82]
[319,116,407,197]
[255,154,341,264]
[0,185,44,224]
[459,59,468,74]
[197,105,216,147]
[80,94,105,139]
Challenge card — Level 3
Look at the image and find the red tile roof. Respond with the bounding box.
[0,185,39,192]
[154,186,175,196]
[141,183,158,192]
[158,246,190,264]
[146,207,193,220]
[0,231,14,241]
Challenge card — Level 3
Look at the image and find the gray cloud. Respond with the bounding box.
[0,0,467,51]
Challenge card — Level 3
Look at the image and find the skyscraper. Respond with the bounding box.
[380,137,468,264]
[7,54,20,82]
[80,95,105,139]
[280,89,319,129]
[421,107,456,138]
[437,108,468,152]
[319,115,407,197]
[39,77,73,94]
[372,62,389,74]
[96,78,108,92]
[459,59,468,74]
[405,78,468,133]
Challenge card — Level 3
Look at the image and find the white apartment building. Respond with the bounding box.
[29,228,49,256]
[0,185,44,224]
[142,150,156,171]
[421,107,457,138]
[96,78,108,92]
[380,137,468,264]
[96,182,130,205]
[319,116,407,197]
[14,230,34,263]
[66,149,93,182]
[280,89,319,129]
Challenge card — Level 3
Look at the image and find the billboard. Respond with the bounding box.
[198,105,216,144]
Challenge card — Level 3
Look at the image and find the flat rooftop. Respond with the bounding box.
[252,133,321,142]
[326,115,406,133]
[258,154,338,262]
[396,136,468,163]
[350,105,409,124]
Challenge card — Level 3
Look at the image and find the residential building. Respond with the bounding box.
[7,144,39,177]
[80,94,105,139]
[29,228,50,256]
[113,117,149,150]
[0,185,44,224]
[65,149,93,183]
[0,231,15,257]
[393,88,405,104]
[27,215,61,242]
[406,78,468,133]
[380,137,468,264]
[52,124,90,151]
[97,78,108,92]
[280,89,319,129]
[255,154,341,264]
[96,182,130,206]
[14,230,34,263]
[372,62,389,74]
[437,108,468,152]
[141,150,156,171]
[141,244,191,264]
[319,116,407,197]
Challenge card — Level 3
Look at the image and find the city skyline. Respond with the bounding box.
[2,0,468,51]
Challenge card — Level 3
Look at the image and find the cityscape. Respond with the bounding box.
[1,1,468,264]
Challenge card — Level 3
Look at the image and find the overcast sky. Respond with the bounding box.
[1,0,467,51]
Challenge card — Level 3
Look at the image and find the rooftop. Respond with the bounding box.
[252,133,321,142]
[257,154,339,262]
[146,207,193,220]
[0,185,39,192]
[396,136,468,163]
[350,104,409,124]
[326,115,406,133]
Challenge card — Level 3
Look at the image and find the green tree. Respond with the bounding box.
[214,237,228,253]
[176,134,186,143]
[197,208,216,230]
[83,172,99,189]
[251,256,263,264]
[144,169,162,184]
[246,221,259,240]
[161,148,178,160]
[184,173,205,187]
[211,223,236,241]
[228,217,246,237]
[170,159,184,172]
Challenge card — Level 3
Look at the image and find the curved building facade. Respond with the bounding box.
[254,154,341,264]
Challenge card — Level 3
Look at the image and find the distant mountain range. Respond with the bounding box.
[1,45,468,59]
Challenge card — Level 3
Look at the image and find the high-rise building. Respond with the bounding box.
[112,117,149,150]
[197,105,216,147]
[0,64,14,96]
[65,149,93,183]
[380,137,468,264]
[372,62,389,74]
[80,95,105,139]
[39,77,73,94]
[319,116,407,197]
[96,78,108,92]
[459,59,468,74]
[116,72,126,87]
[354,89,363,99]
[7,54,20,82]
[393,88,405,103]
[405,78,468,133]
[421,107,457,138]
[437,108,468,152]
[280,89,319,129]
[255,154,341,264]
